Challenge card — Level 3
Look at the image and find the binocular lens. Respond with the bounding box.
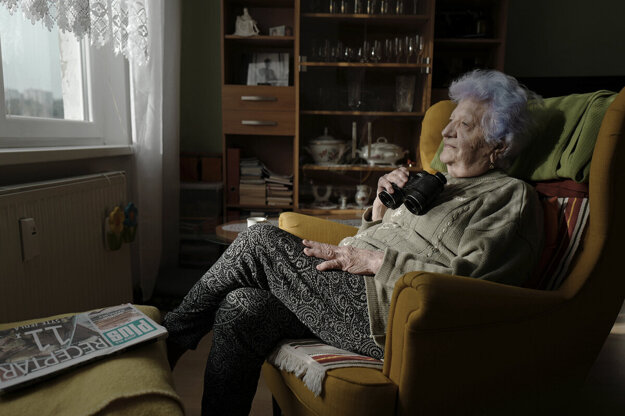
[403,194,425,215]
[378,186,402,209]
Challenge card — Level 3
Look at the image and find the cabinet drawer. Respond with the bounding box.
[223,110,295,136]
[222,85,295,111]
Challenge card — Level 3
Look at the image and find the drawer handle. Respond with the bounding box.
[241,95,278,102]
[241,120,278,126]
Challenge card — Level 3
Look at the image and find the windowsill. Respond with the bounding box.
[0,145,134,166]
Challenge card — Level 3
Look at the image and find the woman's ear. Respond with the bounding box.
[490,140,509,164]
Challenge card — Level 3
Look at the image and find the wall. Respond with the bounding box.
[180,0,222,154]
[505,0,625,77]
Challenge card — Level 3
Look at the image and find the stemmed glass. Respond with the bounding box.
[416,34,424,64]
[384,39,394,63]
[405,36,416,63]
[360,40,370,62]
[395,0,404,14]
[394,37,405,63]
[369,40,382,63]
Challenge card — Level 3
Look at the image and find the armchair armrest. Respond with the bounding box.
[278,212,358,245]
[383,271,568,414]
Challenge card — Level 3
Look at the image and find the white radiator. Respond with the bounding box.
[0,172,132,323]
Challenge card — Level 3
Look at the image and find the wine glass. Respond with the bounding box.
[359,40,369,63]
[353,0,363,14]
[405,35,416,63]
[384,38,394,62]
[343,46,355,62]
[394,37,405,63]
[395,0,404,15]
[379,0,389,14]
[369,40,382,63]
[416,34,424,64]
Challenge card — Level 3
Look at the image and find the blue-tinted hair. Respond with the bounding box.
[448,70,540,167]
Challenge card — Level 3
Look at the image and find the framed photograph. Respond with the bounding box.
[269,25,286,36]
[247,53,289,86]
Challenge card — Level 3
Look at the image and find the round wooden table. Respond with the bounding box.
[215,219,280,243]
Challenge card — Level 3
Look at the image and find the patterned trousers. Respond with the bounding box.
[163,223,383,415]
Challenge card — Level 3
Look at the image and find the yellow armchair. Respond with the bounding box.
[263,87,625,415]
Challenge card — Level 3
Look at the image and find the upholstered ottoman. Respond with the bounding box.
[0,305,183,416]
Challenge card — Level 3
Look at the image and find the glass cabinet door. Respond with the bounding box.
[297,0,434,215]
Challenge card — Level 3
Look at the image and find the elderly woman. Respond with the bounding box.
[163,69,543,415]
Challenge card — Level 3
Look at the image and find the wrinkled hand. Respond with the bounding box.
[302,240,384,275]
[372,167,410,220]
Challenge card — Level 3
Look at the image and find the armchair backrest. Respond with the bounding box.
[556,88,625,377]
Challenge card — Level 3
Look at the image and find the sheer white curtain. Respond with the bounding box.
[130,0,162,300]
[0,0,150,64]
[131,0,180,300]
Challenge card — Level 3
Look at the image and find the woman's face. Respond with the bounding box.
[440,98,500,178]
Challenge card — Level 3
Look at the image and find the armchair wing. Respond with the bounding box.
[278,212,358,245]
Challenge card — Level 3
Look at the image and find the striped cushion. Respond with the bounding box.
[525,180,590,290]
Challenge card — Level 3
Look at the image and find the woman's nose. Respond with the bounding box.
[442,122,455,138]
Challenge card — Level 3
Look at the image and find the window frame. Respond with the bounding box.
[0,21,132,158]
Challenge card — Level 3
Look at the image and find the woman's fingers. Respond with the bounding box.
[302,240,336,260]
[377,167,410,193]
[303,242,383,275]
[389,167,410,186]
[316,259,342,271]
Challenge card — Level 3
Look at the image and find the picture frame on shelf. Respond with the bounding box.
[269,25,286,36]
[247,53,289,86]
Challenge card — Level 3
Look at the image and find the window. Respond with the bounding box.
[0,7,131,150]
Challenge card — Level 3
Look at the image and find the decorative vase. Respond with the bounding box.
[355,184,372,208]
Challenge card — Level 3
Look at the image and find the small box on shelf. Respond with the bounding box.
[180,154,222,182]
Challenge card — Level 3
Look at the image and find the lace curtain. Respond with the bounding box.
[0,0,149,64]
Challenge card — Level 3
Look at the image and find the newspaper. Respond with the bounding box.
[0,304,167,393]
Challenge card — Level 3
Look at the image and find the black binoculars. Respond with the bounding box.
[378,171,447,215]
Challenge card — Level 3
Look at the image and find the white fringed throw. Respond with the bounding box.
[267,339,384,396]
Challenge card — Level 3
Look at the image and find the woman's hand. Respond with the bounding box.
[371,167,410,221]
[302,240,384,275]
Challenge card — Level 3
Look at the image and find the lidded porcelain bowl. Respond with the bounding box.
[306,128,348,165]
[356,137,409,166]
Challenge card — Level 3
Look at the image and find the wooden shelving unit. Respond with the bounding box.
[221,0,298,221]
[219,0,508,217]
[432,0,509,97]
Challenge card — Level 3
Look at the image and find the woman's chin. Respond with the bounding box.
[439,155,451,166]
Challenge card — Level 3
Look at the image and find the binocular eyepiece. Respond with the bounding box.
[378,171,446,215]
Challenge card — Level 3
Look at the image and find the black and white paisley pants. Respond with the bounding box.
[163,223,383,415]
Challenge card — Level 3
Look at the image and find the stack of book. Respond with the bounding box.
[239,157,266,206]
[264,167,293,206]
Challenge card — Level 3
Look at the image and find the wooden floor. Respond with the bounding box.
[171,303,625,416]
[172,332,274,416]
